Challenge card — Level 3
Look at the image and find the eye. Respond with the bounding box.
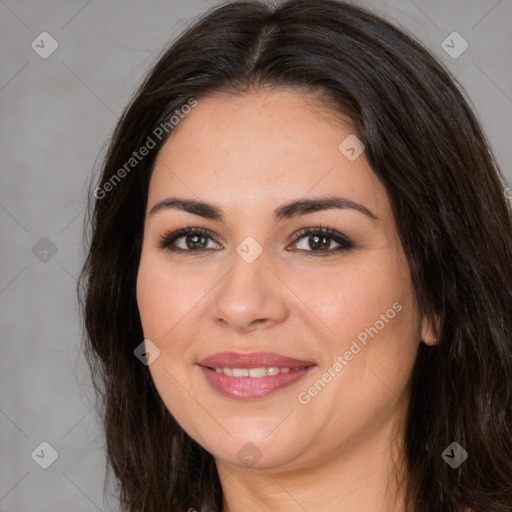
[157,224,354,257]
[288,226,354,257]
[158,226,222,254]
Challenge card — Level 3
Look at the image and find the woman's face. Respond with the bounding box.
[136,88,428,472]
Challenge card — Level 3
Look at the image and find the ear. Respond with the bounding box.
[420,314,440,346]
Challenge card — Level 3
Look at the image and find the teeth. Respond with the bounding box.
[213,366,305,377]
[248,367,265,378]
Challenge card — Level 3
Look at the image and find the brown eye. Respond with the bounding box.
[289,227,354,257]
[159,227,222,253]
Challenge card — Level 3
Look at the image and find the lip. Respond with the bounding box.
[197,351,317,399]
[197,351,315,369]
[199,365,316,399]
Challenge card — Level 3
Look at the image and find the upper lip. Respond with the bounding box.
[198,351,316,369]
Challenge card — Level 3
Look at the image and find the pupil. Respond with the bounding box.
[310,235,329,250]
[187,234,207,249]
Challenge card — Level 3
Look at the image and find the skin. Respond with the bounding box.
[136,88,437,512]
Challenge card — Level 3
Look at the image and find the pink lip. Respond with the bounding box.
[197,351,316,399]
[197,351,315,369]
[199,366,316,399]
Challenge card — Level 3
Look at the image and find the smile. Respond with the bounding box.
[212,366,306,377]
[198,364,316,399]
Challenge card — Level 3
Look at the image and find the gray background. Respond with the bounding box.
[1,0,511,510]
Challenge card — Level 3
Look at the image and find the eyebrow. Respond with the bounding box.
[148,196,378,222]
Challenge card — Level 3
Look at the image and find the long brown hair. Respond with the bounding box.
[77,1,512,510]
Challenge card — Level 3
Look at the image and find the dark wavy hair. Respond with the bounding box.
[77,1,512,511]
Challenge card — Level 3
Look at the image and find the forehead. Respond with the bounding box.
[148,89,388,220]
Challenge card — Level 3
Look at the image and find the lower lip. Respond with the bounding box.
[198,365,316,399]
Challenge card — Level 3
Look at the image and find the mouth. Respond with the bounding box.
[197,351,317,399]
[205,365,310,377]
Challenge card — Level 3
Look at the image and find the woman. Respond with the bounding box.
[77,1,512,511]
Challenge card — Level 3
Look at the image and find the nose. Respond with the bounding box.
[210,247,289,333]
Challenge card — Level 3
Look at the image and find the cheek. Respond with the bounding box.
[136,252,202,426]
[291,254,420,439]
[136,255,168,338]
[136,250,206,339]
[291,251,418,353]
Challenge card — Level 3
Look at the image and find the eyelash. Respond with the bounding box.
[157,224,354,257]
